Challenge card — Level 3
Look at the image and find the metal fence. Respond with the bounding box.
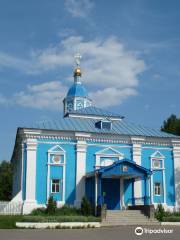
[0,201,22,215]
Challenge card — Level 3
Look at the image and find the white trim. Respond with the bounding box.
[19,128,177,147]
[150,150,166,204]
[74,141,87,207]
[21,143,24,201]
[47,145,66,203]
[152,159,163,169]
[95,174,98,215]
[132,142,142,200]
[120,178,124,209]
[25,139,37,202]
[48,145,65,153]
[68,113,122,121]
[142,147,172,151]
[172,144,180,210]
[95,147,124,155]
[150,174,154,204]
[95,147,124,168]
[151,150,165,159]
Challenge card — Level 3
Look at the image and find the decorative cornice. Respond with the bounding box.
[171,140,180,147]
[16,128,178,147]
[76,140,87,152]
[26,139,37,151]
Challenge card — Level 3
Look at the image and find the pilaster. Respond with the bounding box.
[131,137,144,202]
[74,140,87,207]
[23,139,38,214]
[172,140,180,211]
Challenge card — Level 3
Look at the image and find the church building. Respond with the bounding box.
[11,55,180,214]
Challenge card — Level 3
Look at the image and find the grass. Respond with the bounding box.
[163,216,180,222]
[30,206,82,216]
[0,215,100,229]
[0,215,23,229]
[21,215,100,223]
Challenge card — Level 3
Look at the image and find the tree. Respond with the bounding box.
[161,114,180,136]
[0,161,13,200]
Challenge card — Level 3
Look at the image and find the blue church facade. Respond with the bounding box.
[11,56,180,214]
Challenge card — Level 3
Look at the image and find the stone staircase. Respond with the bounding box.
[101,210,160,226]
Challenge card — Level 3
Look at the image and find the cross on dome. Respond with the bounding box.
[74,53,82,67]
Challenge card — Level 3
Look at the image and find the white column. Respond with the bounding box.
[23,139,38,214]
[172,141,180,211]
[120,178,124,209]
[95,174,98,215]
[74,140,87,207]
[131,138,143,204]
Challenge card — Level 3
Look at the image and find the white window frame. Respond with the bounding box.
[51,154,64,165]
[47,145,66,204]
[154,182,161,196]
[152,159,162,169]
[95,147,124,169]
[51,179,61,193]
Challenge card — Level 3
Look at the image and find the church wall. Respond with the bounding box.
[12,145,22,200]
[86,143,132,173]
[85,177,95,206]
[36,140,76,205]
[141,146,175,206]
[22,143,27,201]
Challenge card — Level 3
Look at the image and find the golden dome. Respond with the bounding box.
[74,67,81,77]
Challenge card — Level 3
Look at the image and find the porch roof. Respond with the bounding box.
[86,159,152,179]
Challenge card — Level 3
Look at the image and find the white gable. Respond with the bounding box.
[48,145,65,153]
[151,150,165,159]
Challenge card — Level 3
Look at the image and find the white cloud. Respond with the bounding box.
[0,35,146,109]
[89,88,137,108]
[0,81,67,110]
[64,0,94,18]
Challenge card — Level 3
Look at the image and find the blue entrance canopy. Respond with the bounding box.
[94,159,152,179]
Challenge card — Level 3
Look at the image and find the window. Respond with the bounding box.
[51,179,60,193]
[102,121,112,130]
[122,165,128,172]
[52,155,64,164]
[154,182,161,195]
[52,155,61,164]
[95,120,112,130]
[152,159,161,169]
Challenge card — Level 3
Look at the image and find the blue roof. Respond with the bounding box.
[67,83,87,97]
[29,116,179,139]
[68,106,123,119]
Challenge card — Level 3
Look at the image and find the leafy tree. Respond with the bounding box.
[0,161,13,200]
[161,114,180,136]
[155,204,165,221]
[81,197,92,216]
[46,196,57,214]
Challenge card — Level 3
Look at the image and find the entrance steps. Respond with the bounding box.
[101,210,159,226]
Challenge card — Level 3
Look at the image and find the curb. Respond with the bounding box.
[16,222,101,229]
[161,222,180,226]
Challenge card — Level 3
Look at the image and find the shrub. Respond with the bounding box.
[55,205,81,216]
[46,196,57,215]
[81,197,92,216]
[31,208,46,215]
[155,204,165,221]
[163,216,180,222]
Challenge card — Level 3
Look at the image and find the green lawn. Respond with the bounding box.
[0,215,23,229]
[0,215,100,229]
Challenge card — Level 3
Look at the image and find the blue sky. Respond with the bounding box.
[0,0,180,161]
